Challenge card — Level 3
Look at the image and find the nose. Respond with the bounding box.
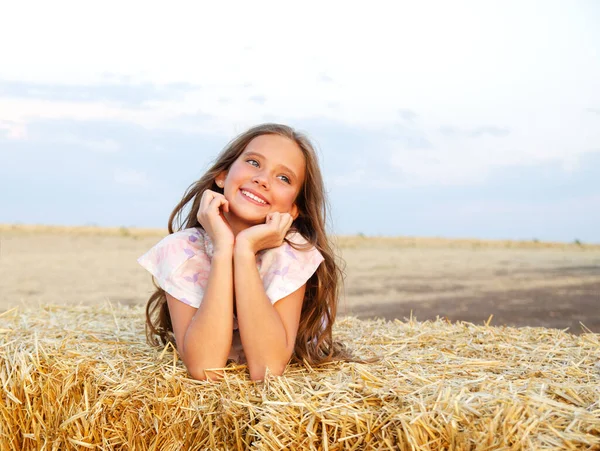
[252,171,270,189]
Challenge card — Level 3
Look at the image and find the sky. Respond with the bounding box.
[1,1,599,242]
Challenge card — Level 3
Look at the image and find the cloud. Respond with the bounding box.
[440,125,510,138]
[297,115,600,189]
[0,80,200,108]
[398,109,417,122]
[70,137,121,153]
[0,120,27,140]
[387,131,433,150]
[469,126,510,138]
[328,152,600,241]
[249,95,267,105]
[170,111,219,133]
[101,73,133,84]
[439,125,459,136]
[2,114,599,241]
[14,118,122,152]
[0,1,598,241]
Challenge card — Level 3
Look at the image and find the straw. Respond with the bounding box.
[1,303,598,450]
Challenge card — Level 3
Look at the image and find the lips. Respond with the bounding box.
[240,188,269,206]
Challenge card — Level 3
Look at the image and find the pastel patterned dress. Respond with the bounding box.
[138,228,324,362]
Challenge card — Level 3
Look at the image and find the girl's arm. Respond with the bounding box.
[168,190,235,381]
[234,212,304,380]
[234,248,305,380]
[167,247,233,381]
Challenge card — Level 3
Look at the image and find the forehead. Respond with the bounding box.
[243,134,306,179]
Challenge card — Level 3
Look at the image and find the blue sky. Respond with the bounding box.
[1,1,599,242]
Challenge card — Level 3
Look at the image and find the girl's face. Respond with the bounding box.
[216,134,306,232]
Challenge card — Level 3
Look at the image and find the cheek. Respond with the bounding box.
[227,160,246,176]
[224,166,245,187]
[281,189,299,208]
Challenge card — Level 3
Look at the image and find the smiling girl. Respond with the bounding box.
[139,123,348,381]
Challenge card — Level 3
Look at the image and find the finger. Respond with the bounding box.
[212,194,229,215]
[275,213,289,234]
[280,214,293,235]
[199,190,217,212]
[283,213,293,231]
[270,212,283,229]
[208,195,228,216]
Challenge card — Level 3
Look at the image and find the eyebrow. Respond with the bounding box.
[242,151,298,180]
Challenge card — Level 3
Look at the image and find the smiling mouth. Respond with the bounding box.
[240,189,269,206]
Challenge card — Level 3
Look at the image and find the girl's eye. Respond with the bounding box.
[247,159,259,167]
[278,175,291,184]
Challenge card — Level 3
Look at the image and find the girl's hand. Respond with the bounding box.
[197,190,234,252]
[235,212,294,255]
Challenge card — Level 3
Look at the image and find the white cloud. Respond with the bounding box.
[452,194,600,217]
[386,107,600,186]
[0,120,27,140]
[1,1,599,187]
[68,136,121,153]
[2,2,598,104]
[0,98,160,127]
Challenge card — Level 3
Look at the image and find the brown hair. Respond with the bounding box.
[145,123,350,365]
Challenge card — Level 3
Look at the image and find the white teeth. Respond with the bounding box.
[242,190,267,204]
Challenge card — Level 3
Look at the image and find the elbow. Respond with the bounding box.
[248,362,287,381]
[179,345,230,382]
[187,367,208,381]
[184,357,228,382]
[247,348,294,381]
[187,365,225,382]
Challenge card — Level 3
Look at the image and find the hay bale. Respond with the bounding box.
[1,304,599,450]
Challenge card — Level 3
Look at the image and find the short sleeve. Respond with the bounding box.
[258,232,324,304]
[137,228,211,308]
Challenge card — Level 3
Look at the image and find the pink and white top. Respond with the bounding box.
[138,228,324,361]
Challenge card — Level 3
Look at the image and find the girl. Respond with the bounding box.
[139,123,347,381]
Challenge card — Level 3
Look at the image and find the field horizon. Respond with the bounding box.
[2,223,598,249]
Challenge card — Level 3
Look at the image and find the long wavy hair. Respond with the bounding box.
[145,123,350,365]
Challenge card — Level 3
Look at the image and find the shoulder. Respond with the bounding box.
[160,227,206,249]
[286,230,311,247]
[258,231,325,304]
[152,227,208,255]
[138,228,211,275]
[138,228,212,308]
[283,231,324,263]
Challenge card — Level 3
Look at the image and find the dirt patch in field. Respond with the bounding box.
[346,281,600,334]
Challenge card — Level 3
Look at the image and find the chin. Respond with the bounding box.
[231,207,268,225]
